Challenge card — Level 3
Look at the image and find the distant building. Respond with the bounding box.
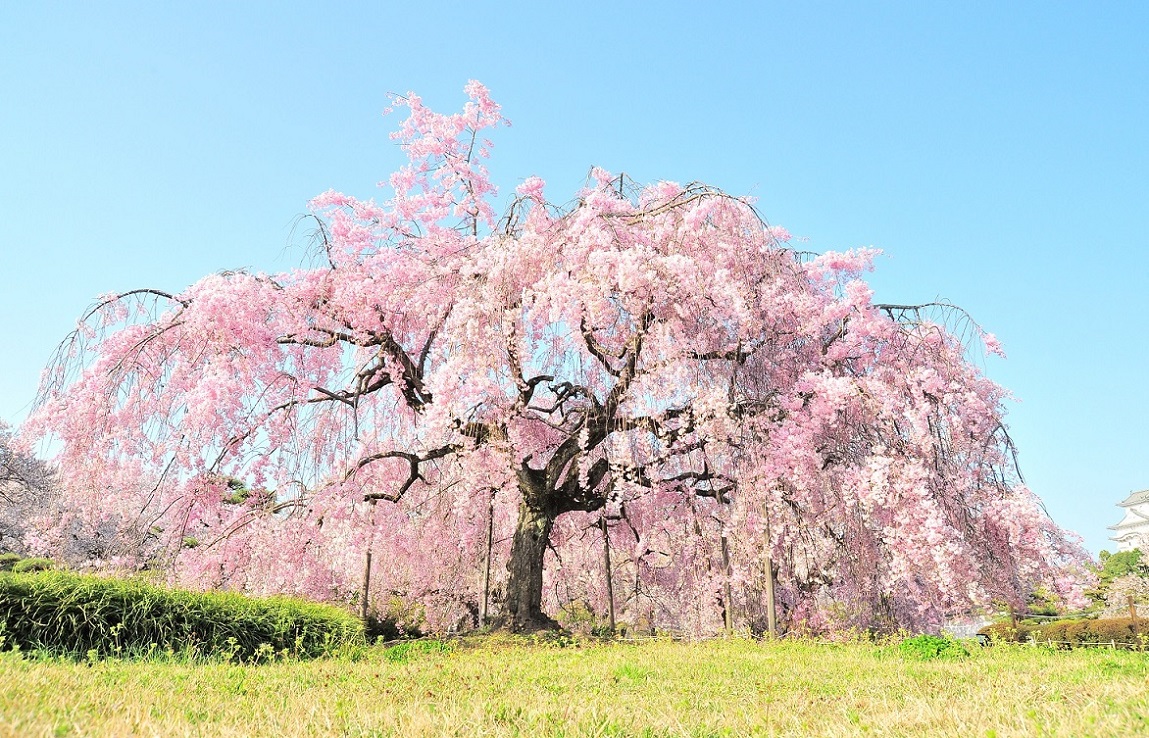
[1109,490,1149,552]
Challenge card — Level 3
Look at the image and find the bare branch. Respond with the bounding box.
[354,445,462,503]
[580,315,620,377]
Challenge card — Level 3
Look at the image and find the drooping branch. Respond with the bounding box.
[875,301,995,356]
[277,322,433,410]
[355,444,463,503]
[103,288,190,310]
[580,315,621,377]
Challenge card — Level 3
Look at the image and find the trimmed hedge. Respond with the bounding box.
[0,553,20,572]
[11,557,53,573]
[980,617,1148,649]
[0,571,364,660]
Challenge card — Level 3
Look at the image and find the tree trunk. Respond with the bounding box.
[501,500,559,631]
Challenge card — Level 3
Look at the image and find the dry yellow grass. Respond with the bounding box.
[1,637,1147,737]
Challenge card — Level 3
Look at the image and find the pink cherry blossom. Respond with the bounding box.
[23,83,1088,635]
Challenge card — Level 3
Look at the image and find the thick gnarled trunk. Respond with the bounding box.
[496,450,607,631]
[501,500,558,631]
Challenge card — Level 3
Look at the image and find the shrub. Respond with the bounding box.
[982,617,1148,649]
[1064,620,1092,646]
[1032,620,1073,646]
[0,571,364,660]
[0,553,20,572]
[978,621,1035,643]
[364,611,423,643]
[898,634,968,660]
[1085,617,1139,646]
[11,557,54,573]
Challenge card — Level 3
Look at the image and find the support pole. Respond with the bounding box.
[721,531,733,635]
[601,515,615,635]
[360,549,372,623]
[1129,595,1139,635]
[763,503,777,639]
[480,492,495,626]
[764,554,777,638]
[361,499,378,624]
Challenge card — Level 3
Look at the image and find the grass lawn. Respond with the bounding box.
[1,636,1147,737]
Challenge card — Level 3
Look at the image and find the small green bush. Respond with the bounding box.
[0,553,21,572]
[898,634,968,660]
[11,557,54,573]
[0,571,364,661]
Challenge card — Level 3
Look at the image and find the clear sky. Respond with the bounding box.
[1,2,1145,554]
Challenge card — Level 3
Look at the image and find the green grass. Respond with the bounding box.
[1,637,1148,736]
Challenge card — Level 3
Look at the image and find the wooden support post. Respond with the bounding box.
[360,549,372,623]
[764,554,777,639]
[480,492,495,627]
[762,504,777,639]
[362,499,378,624]
[601,515,615,635]
[1129,595,1139,635]
[721,532,733,635]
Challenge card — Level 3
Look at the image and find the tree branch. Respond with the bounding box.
[355,445,462,503]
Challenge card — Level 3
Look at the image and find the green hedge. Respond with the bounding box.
[0,553,20,572]
[0,571,364,660]
[11,557,53,573]
[980,617,1147,649]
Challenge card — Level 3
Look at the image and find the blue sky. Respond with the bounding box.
[1,2,1145,554]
